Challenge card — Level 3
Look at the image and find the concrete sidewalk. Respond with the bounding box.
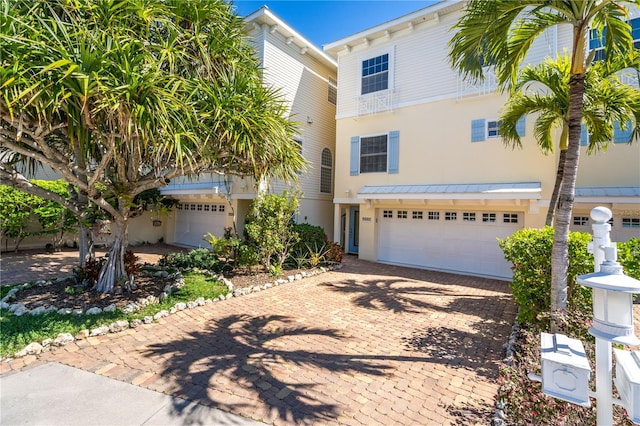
[0,362,262,425]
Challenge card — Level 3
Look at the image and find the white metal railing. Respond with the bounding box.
[456,66,499,100]
[357,90,394,116]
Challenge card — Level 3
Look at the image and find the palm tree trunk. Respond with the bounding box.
[545,149,567,226]
[93,215,130,294]
[550,74,585,316]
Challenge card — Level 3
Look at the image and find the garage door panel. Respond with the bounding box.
[174,202,226,248]
[378,209,520,279]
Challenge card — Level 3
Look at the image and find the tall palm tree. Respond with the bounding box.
[500,53,640,226]
[449,0,638,313]
[0,0,305,293]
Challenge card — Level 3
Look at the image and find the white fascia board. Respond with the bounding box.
[357,192,541,201]
[244,7,337,69]
[323,0,461,54]
[575,196,640,204]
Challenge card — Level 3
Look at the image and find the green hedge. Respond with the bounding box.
[498,227,593,325]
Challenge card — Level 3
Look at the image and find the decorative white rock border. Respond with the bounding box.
[1,263,343,360]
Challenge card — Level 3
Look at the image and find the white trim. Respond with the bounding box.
[575,197,640,204]
[359,46,395,94]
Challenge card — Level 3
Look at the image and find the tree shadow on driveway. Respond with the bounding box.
[145,314,392,424]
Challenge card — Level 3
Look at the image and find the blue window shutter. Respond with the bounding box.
[471,119,485,142]
[350,136,359,176]
[580,124,589,146]
[388,130,399,174]
[516,116,526,137]
[614,120,632,143]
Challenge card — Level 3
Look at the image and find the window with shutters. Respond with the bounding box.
[360,135,387,173]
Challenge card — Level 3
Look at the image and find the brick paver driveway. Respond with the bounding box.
[3,256,516,425]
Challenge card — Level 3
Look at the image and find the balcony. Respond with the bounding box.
[456,66,499,100]
[357,89,394,116]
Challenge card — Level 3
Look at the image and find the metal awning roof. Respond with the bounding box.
[357,182,542,200]
[575,186,640,203]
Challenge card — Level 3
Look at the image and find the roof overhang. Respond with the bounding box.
[357,182,542,201]
[244,6,337,70]
[575,186,640,204]
[159,182,227,197]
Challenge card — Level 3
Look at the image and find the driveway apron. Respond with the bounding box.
[1,256,516,425]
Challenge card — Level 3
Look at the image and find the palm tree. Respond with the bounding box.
[500,53,640,226]
[0,0,305,293]
[449,0,638,314]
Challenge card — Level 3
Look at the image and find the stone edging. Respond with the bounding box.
[1,263,343,360]
[491,321,520,426]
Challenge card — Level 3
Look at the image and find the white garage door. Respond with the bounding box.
[378,209,521,279]
[174,202,227,248]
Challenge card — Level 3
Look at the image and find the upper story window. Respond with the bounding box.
[590,17,640,61]
[360,134,388,173]
[328,77,337,105]
[320,148,332,193]
[487,120,501,138]
[361,54,389,95]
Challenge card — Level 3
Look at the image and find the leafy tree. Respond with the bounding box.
[245,192,300,273]
[500,53,640,226]
[449,0,639,315]
[0,185,40,251]
[0,0,305,293]
[30,180,78,250]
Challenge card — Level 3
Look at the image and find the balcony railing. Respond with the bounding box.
[457,66,499,100]
[357,90,394,116]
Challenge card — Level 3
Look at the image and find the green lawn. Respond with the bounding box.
[0,272,228,357]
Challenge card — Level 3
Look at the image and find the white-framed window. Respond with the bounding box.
[573,216,589,226]
[397,210,407,219]
[590,17,640,61]
[196,204,203,211]
[177,203,183,210]
[428,211,440,220]
[320,148,332,194]
[190,204,196,211]
[482,213,497,223]
[445,212,457,221]
[487,120,501,138]
[360,134,387,173]
[504,213,518,223]
[622,218,640,228]
[328,76,337,105]
[463,212,476,222]
[211,205,218,212]
[383,210,393,218]
[412,211,423,220]
[361,53,389,95]
[204,205,210,211]
[219,204,225,212]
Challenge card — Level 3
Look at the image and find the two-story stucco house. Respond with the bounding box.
[160,7,337,247]
[324,0,640,279]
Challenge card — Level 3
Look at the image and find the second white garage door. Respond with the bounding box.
[174,202,227,248]
[377,209,521,279]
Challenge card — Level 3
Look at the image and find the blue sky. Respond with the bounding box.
[230,1,438,48]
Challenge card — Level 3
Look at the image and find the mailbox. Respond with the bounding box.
[614,348,640,424]
[541,332,592,407]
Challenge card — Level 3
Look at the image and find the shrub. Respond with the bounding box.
[498,227,593,325]
[618,238,640,280]
[323,239,343,264]
[73,257,106,287]
[159,248,223,272]
[245,191,300,271]
[124,250,140,276]
[291,223,325,255]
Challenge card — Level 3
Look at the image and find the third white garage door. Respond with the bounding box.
[377,209,521,279]
[174,202,227,248]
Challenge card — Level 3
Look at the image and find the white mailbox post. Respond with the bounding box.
[576,207,640,425]
[540,332,591,406]
[613,349,640,424]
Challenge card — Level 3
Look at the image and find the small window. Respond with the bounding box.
[463,212,476,222]
[504,213,518,224]
[204,205,210,211]
[190,204,196,211]
[412,211,423,220]
[197,204,203,211]
[397,210,407,219]
[361,54,389,95]
[445,212,457,221]
[483,213,496,223]
[608,218,614,227]
[328,77,337,105]
[320,148,333,193]
[428,211,440,220]
[573,216,589,226]
[383,210,393,218]
[622,218,640,228]
[487,120,501,138]
[219,204,225,212]
[177,204,183,210]
[360,135,388,173]
[211,205,217,212]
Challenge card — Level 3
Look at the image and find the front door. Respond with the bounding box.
[348,206,360,254]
